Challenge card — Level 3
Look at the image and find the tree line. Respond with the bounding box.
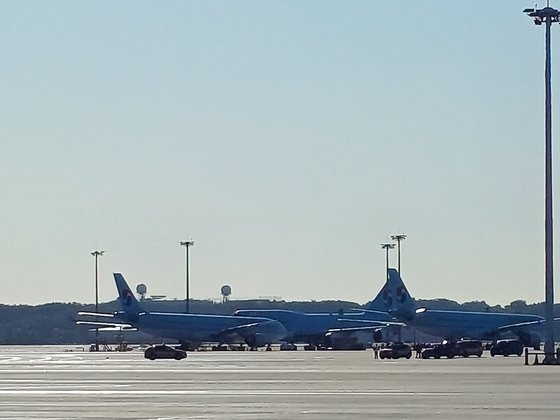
[0,298,557,345]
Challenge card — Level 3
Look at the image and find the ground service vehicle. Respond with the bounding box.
[455,340,483,357]
[379,343,412,359]
[144,344,187,360]
[490,339,524,357]
[421,340,456,359]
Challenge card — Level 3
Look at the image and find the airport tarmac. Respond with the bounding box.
[0,346,558,419]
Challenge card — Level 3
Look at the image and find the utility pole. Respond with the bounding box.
[524,2,558,364]
[391,234,407,274]
[91,250,105,352]
[380,243,395,281]
[180,240,194,313]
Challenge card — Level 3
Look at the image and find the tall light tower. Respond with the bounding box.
[524,3,558,364]
[180,240,194,313]
[391,234,407,274]
[91,250,105,352]
[381,243,395,281]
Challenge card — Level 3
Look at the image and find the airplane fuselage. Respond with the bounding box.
[118,311,287,344]
[409,309,544,340]
[233,309,393,344]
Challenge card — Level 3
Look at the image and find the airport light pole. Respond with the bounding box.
[391,234,407,274]
[524,3,558,364]
[91,250,105,352]
[381,243,395,281]
[180,240,194,313]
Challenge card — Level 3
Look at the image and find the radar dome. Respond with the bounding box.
[221,285,232,296]
[136,283,147,301]
[221,285,232,303]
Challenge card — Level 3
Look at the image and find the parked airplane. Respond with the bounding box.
[77,273,287,349]
[233,307,403,349]
[367,269,552,348]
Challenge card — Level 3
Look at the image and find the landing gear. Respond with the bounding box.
[178,342,196,351]
[211,344,228,351]
[280,343,297,351]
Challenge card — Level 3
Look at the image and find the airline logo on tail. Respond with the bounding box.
[381,285,409,307]
[382,289,393,307]
[121,288,135,307]
[369,269,416,318]
[114,273,142,315]
[395,286,409,303]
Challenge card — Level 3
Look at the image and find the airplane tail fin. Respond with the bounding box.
[368,269,417,320]
[114,273,143,315]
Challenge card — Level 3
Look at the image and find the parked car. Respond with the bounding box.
[379,343,412,359]
[455,340,483,357]
[144,344,187,360]
[421,340,456,359]
[490,339,524,357]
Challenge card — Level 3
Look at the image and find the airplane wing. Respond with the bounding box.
[327,325,388,334]
[349,308,392,316]
[76,320,134,329]
[87,326,138,332]
[77,311,115,318]
[220,322,262,334]
[496,317,560,331]
[326,319,406,335]
[337,318,406,327]
[76,311,137,331]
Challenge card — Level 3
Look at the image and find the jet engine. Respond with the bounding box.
[518,331,541,350]
[373,326,402,343]
[245,333,268,348]
[373,328,385,343]
[325,330,368,350]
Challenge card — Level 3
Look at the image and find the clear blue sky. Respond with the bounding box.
[1,0,558,305]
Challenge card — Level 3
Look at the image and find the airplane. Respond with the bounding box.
[77,273,287,350]
[366,268,553,348]
[233,306,404,350]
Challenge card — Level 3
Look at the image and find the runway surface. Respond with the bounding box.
[0,346,558,419]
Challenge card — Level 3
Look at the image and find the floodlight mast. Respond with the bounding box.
[91,250,105,352]
[180,240,194,313]
[524,3,558,364]
[390,234,407,274]
[381,243,395,281]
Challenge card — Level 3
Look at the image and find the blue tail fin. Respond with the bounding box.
[368,269,417,319]
[114,273,143,314]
